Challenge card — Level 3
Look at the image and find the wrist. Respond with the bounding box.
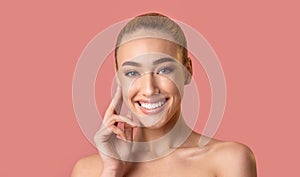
[101,169,123,177]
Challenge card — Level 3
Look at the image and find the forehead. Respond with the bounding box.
[116,38,182,67]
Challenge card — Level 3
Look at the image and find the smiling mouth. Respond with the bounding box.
[138,99,167,110]
[135,96,169,114]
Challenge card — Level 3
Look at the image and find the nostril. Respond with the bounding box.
[138,73,160,96]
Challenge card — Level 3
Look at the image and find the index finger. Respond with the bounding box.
[106,86,123,116]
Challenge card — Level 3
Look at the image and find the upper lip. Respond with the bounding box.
[135,96,167,104]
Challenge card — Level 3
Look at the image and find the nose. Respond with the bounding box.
[139,72,159,97]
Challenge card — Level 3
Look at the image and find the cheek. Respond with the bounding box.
[156,76,184,96]
[121,79,139,100]
[121,85,138,112]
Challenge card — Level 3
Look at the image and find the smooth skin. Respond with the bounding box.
[71,38,257,177]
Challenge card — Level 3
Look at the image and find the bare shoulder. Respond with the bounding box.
[71,153,103,177]
[209,140,257,177]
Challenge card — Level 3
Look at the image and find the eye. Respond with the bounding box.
[125,70,140,77]
[157,67,174,74]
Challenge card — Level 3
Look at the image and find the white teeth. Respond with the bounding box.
[140,100,166,110]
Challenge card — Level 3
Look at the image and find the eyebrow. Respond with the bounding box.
[122,61,142,67]
[153,57,176,65]
[121,57,176,67]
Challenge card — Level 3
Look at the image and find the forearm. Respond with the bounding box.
[101,170,124,177]
[101,165,126,177]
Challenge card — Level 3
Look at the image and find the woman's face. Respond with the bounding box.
[116,38,188,128]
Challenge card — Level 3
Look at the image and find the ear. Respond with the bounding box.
[184,71,192,85]
[184,57,192,85]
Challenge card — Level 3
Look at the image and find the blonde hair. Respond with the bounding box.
[115,13,190,73]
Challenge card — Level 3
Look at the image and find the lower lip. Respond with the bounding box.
[136,100,168,115]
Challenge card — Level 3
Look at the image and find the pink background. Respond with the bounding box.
[1,0,299,176]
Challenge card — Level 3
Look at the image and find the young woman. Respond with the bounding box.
[71,13,257,177]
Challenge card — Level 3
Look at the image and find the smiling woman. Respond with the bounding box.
[71,12,257,177]
[116,50,189,129]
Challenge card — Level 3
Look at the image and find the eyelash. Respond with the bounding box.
[125,70,140,77]
[157,67,174,74]
[124,67,174,77]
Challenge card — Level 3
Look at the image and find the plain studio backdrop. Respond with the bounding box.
[0,0,299,177]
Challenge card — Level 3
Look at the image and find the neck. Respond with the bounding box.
[130,113,193,161]
[134,111,181,142]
